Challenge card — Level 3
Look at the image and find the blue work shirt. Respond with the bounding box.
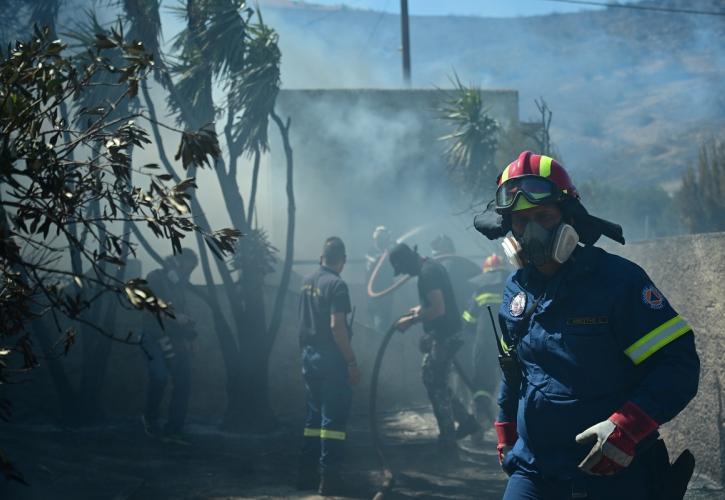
[298,265,352,349]
[497,245,699,478]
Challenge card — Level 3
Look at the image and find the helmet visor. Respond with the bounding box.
[496,176,563,211]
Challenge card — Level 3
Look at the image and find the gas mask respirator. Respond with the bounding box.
[502,221,579,269]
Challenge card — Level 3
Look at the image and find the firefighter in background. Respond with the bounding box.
[475,151,699,499]
[430,234,476,309]
[390,243,479,460]
[431,233,479,416]
[365,225,394,332]
[141,250,199,445]
[460,254,507,435]
[296,237,360,496]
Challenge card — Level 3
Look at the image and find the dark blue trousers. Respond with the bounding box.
[503,463,648,500]
[300,345,352,475]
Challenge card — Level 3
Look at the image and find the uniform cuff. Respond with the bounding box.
[495,421,518,445]
[609,401,659,443]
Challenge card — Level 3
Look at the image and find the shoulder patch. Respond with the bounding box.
[509,291,527,317]
[641,284,665,310]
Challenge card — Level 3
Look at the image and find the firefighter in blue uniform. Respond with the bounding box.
[460,254,507,432]
[296,237,360,496]
[474,151,700,499]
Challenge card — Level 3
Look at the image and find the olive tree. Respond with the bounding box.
[0,25,239,481]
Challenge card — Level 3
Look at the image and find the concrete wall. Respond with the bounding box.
[604,231,725,484]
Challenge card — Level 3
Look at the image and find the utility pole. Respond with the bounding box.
[400,0,411,87]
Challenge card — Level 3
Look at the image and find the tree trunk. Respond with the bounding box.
[267,111,295,346]
[234,269,272,429]
[142,78,248,427]
[32,319,79,424]
[247,149,261,227]
[233,112,296,429]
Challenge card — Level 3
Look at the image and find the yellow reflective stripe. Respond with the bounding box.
[624,315,692,365]
[304,428,321,437]
[500,336,510,354]
[500,165,510,183]
[462,310,477,324]
[475,292,501,306]
[539,156,553,177]
[320,429,346,440]
[473,390,491,400]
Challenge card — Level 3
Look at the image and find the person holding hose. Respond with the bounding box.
[389,243,479,461]
[474,151,700,499]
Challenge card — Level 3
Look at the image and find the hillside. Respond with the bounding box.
[261,0,725,189]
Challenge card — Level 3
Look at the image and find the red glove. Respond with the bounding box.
[495,421,517,465]
[576,401,659,475]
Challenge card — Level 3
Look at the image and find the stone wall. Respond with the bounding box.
[604,231,725,484]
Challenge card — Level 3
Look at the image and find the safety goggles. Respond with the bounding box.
[495,175,564,211]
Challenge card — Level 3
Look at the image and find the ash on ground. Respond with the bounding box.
[0,409,720,499]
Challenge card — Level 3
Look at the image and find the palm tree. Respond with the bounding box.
[439,74,501,204]
[123,0,295,429]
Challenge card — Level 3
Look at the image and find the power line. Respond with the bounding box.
[365,0,391,44]
[542,0,725,17]
[304,9,342,27]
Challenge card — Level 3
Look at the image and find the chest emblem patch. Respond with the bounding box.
[509,292,527,317]
[641,284,665,310]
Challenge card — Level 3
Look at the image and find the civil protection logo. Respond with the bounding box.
[641,284,665,310]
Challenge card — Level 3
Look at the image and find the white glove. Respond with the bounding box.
[575,419,635,476]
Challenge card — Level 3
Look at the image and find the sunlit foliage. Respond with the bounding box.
[0,24,240,424]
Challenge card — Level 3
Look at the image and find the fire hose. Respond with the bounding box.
[367,251,481,299]
[369,321,400,500]
[368,317,476,500]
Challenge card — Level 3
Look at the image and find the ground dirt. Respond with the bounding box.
[0,409,721,499]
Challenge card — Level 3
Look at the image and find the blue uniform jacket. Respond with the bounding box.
[497,245,699,478]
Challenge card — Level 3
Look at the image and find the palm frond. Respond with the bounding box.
[229,228,277,277]
[119,0,163,62]
[228,17,280,154]
[439,73,500,200]
[62,12,141,127]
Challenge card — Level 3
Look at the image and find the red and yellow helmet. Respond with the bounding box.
[495,151,579,213]
[482,254,504,273]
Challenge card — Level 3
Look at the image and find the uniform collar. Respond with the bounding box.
[320,265,340,276]
[566,245,599,281]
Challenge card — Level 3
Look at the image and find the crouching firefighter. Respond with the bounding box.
[296,237,361,496]
[474,151,699,499]
[389,243,479,461]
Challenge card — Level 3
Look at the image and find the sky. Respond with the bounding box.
[302,0,606,17]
